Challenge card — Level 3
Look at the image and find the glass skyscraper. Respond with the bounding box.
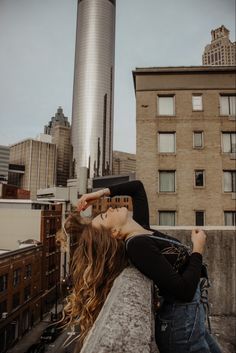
[71,0,116,180]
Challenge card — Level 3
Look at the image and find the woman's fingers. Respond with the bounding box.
[77,197,88,212]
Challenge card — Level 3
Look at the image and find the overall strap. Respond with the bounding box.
[149,235,190,250]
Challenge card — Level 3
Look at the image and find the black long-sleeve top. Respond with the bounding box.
[109,180,203,302]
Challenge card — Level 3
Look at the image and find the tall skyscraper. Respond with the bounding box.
[202,25,236,66]
[71,0,116,181]
[44,107,71,186]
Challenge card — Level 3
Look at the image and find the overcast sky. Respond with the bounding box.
[0,0,235,153]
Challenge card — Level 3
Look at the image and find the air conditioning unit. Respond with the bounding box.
[2,312,8,319]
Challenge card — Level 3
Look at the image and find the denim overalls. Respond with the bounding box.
[155,282,222,353]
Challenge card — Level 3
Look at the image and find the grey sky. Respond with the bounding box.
[0,0,235,153]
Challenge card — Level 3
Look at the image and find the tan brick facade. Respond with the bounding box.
[112,150,136,176]
[133,66,236,226]
[9,139,56,200]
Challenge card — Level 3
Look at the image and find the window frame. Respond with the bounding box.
[158,132,176,153]
[192,94,203,111]
[159,170,176,193]
[223,170,236,192]
[224,211,236,226]
[0,274,8,293]
[195,211,205,226]
[157,95,175,116]
[24,285,31,301]
[194,170,205,188]
[13,268,21,288]
[158,211,176,226]
[193,131,204,149]
[221,132,236,153]
[219,94,236,116]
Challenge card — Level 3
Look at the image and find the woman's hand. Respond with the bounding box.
[191,229,206,255]
[77,188,110,212]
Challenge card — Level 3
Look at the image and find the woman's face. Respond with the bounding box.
[92,207,129,231]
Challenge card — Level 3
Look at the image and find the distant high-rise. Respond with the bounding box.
[0,145,10,183]
[9,138,56,199]
[71,0,116,181]
[45,107,71,186]
[202,25,236,66]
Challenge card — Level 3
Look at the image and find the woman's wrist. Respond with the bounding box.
[98,188,110,198]
[192,244,204,255]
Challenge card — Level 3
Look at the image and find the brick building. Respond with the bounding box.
[202,25,236,66]
[112,150,136,176]
[0,184,30,200]
[0,245,43,352]
[0,200,63,319]
[133,66,236,226]
[40,203,62,315]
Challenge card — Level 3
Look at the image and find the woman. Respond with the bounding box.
[62,180,221,353]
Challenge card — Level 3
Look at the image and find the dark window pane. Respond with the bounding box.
[196,212,204,226]
[0,300,7,315]
[195,171,204,186]
[12,293,20,309]
[0,274,8,292]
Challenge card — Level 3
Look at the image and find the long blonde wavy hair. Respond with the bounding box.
[57,212,128,349]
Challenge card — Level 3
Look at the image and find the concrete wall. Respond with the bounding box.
[154,228,236,316]
[81,267,159,353]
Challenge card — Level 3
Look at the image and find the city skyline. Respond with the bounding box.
[0,0,235,153]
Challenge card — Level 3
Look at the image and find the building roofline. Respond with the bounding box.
[10,137,55,148]
[0,199,62,205]
[133,65,236,73]
[132,65,236,91]
[0,244,43,259]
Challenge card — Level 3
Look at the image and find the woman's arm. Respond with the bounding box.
[109,180,150,228]
[77,180,150,228]
[127,235,203,302]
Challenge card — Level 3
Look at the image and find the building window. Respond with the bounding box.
[13,269,21,288]
[195,211,205,226]
[12,292,20,310]
[222,132,236,153]
[158,96,175,116]
[0,300,7,316]
[192,95,203,111]
[0,274,8,292]
[220,95,236,116]
[159,211,176,226]
[195,170,205,187]
[158,132,176,153]
[224,211,236,226]
[25,264,32,279]
[24,286,31,301]
[159,171,175,192]
[223,171,236,192]
[193,132,203,148]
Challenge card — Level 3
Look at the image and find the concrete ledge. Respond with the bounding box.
[80,266,159,353]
